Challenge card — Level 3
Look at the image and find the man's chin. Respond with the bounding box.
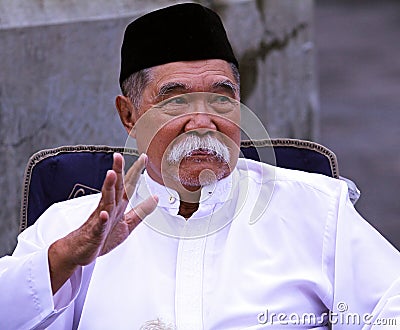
[160,151,238,193]
[176,162,231,188]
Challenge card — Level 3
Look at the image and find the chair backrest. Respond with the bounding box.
[240,138,339,179]
[20,145,139,232]
[19,139,340,232]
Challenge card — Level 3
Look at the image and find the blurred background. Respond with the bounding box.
[316,0,400,248]
[0,0,398,254]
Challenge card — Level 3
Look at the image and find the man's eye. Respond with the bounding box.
[208,94,237,114]
[211,95,230,103]
[163,96,187,106]
[156,96,189,115]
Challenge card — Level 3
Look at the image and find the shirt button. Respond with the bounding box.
[169,196,176,204]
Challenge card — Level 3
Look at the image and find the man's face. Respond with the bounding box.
[124,59,241,193]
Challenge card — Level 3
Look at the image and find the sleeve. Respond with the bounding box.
[0,199,96,329]
[330,182,400,329]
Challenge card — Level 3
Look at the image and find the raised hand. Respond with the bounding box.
[48,153,158,294]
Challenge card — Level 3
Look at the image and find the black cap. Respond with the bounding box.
[119,3,238,88]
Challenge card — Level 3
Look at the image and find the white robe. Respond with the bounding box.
[1,158,400,329]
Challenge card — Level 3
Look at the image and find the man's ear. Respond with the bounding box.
[115,95,137,136]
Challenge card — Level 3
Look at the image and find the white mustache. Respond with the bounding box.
[167,134,230,164]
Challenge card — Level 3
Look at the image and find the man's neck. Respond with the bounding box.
[176,183,202,219]
[178,200,200,219]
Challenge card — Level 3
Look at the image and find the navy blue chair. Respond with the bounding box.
[20,145,139,232]
[19,139,357,232]
[240,139,339,179]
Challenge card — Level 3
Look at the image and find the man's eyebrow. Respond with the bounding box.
[157,82,192,98]
[211,80,239,96]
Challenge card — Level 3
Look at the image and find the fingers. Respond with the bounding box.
[88,210,110,237]
[97,153,152,234]
[112,153,125,203]
[100,153,126,211]
[100,169,118,212]
[98,153,147,223]
[135,195,159,220]
[124,154,148,199]
[125,195,159,232]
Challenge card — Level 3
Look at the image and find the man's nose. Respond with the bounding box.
[184,112,217,132]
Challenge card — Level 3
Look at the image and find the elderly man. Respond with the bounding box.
[1,3,400,329]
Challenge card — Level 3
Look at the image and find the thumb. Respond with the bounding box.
[125,195,159,232]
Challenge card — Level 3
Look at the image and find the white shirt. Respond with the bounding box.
[1,158,400,329]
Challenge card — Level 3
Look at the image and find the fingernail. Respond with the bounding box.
[140,153,148,164]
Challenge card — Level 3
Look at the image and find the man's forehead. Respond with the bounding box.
[152,60,236,88]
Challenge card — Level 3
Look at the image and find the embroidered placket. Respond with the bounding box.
[175,231,207,329]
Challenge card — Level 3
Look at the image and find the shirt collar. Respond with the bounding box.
[133,169,239,237]
[142,170,234,211]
